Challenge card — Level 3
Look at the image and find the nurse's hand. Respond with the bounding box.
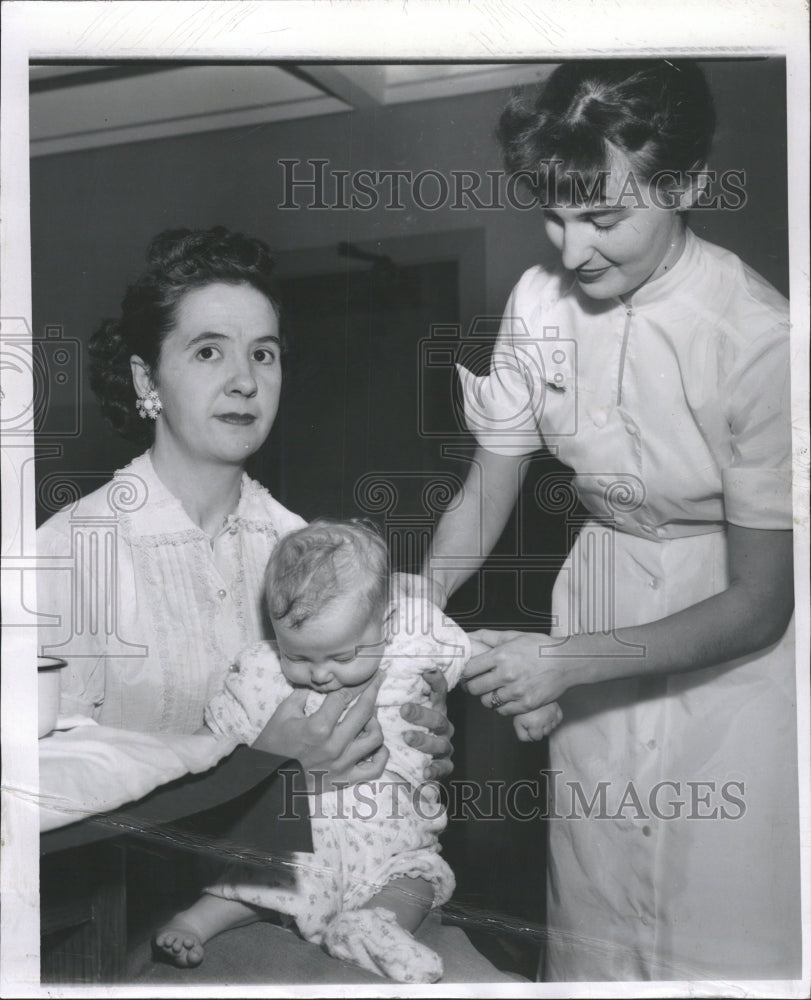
[401,668,455,780]
[463,629,572,715]
[252,674,388,793]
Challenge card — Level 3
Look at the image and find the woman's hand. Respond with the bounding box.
[400,668,455,780]
[464,526,796,716]
[463,629,576,716]
[251,675,388,793]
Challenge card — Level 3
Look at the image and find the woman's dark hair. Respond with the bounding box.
[88,226,279,443]
[497,59,715,204]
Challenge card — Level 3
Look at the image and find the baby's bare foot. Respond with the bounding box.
[153,894,264,968]
[154,912,207,968]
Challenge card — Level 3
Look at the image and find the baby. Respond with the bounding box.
[155,519,561,982]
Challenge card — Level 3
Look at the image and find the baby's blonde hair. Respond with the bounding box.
[265,519,390,629]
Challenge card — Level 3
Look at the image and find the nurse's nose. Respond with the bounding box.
[226,355,258,396]
[559,221,596,271]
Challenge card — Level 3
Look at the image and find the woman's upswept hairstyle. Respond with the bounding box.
[88,226,279,443]
[497,59,715,204]
[265,519,390,630]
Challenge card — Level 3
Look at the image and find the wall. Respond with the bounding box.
[31,58,788,498]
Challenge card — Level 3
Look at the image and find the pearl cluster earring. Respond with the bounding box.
[136,388,163,420]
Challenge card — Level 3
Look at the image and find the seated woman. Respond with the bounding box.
[37,228,514,982]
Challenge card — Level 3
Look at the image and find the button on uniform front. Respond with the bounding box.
[217,589,227,600]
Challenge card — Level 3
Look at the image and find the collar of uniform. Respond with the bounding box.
[619,226,701,311]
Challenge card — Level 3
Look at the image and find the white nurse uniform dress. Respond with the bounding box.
[460,229,800,981]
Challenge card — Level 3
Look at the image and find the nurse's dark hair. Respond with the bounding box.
[88,226,280,444]
[497,59,715,202]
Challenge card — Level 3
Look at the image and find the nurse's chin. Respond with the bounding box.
[576,278,638,302]
[575,271,626,299]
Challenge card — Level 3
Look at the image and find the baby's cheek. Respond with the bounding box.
[282,663,306,686]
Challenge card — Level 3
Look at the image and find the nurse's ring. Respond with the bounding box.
[490,690,504,710]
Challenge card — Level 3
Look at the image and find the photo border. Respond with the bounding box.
[1,2,808,997]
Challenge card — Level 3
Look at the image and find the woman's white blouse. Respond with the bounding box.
[36,452,305,734]
[459,228,792,533]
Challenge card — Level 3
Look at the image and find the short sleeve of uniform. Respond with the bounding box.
[721,321,792,529]
[458,268,548,456]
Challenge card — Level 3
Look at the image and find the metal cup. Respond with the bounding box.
[37,657,67,738]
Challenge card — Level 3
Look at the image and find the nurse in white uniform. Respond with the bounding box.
[425,60,799,981]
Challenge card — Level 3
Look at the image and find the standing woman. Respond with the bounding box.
[426,61,799,980]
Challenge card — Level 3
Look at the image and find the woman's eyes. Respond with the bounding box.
[252,348,277,364]
[542,211,620,231]
[193,345,277,363]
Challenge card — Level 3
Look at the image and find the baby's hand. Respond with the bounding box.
[513,702,563,742]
